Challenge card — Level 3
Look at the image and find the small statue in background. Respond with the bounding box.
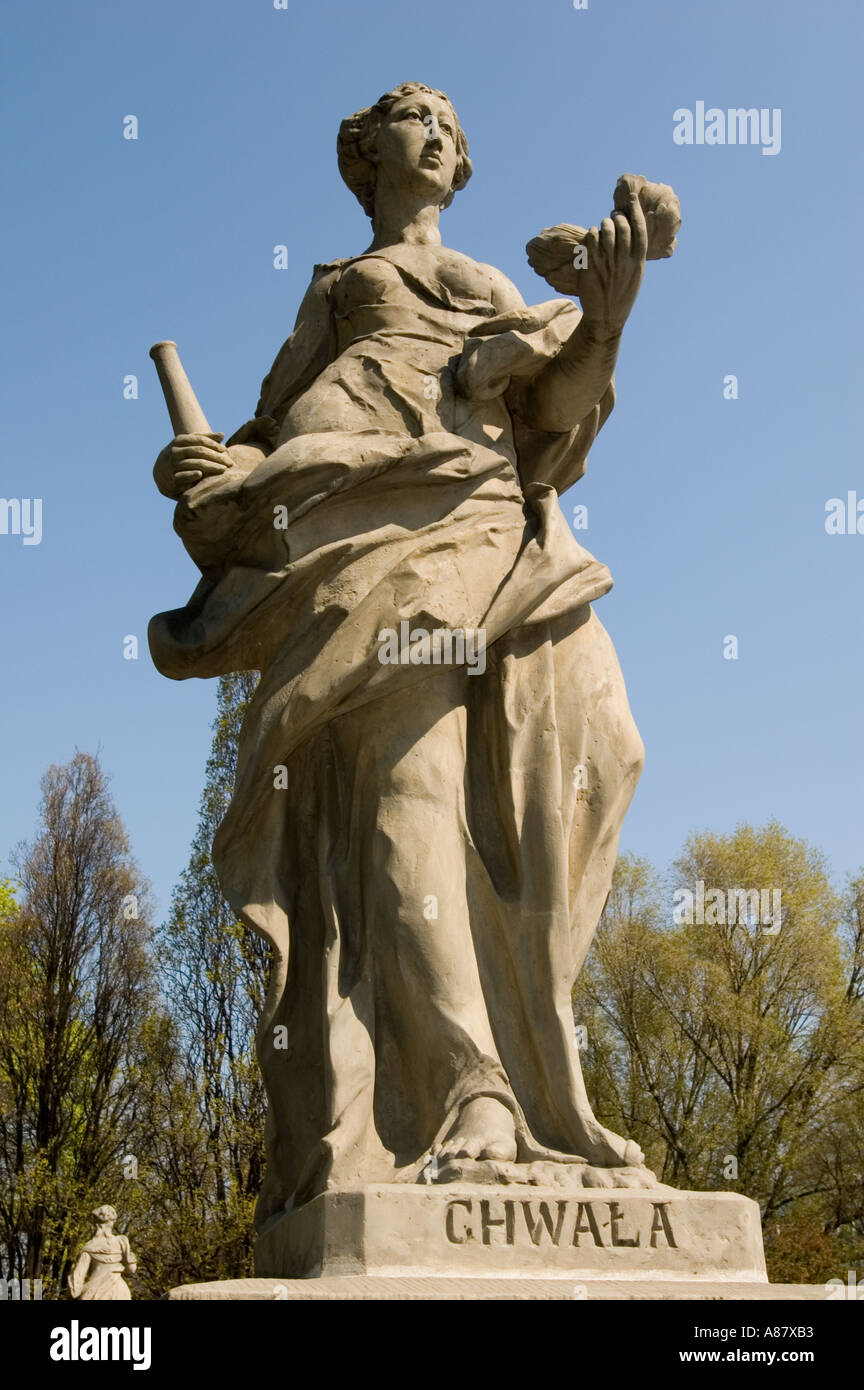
[68,1205,136,1301]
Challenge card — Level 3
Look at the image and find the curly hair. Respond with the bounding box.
[337,82,472,218]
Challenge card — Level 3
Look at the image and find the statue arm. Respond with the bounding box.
[226,264,339,458]
[120,1235,137,1275]
[519,319,623,433]
[165,266,341,576]
[480,264,620,438]
[68,1250,90,1299]
[502,192,648,434]
[154,266,338,500]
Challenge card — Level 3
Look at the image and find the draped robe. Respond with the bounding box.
[68,1235,135,1300]
[149,249,644,1226]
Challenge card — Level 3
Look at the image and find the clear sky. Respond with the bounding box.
[1,0,861,919]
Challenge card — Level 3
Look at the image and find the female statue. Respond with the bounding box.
[150,82,659,1228]
[68,1205,136,1301]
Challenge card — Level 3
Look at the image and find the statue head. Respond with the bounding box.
[338,82,472,219]
[92,1204,117,1228]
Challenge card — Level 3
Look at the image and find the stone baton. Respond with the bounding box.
[149,340,212,436]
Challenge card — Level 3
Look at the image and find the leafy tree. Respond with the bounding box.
[4,731,860,1294]
[151,672,269,1285]
[0,877,16,922]
[575,825,864,1284]
[0,753,156,1295]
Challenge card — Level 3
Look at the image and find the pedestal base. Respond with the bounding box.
[252,1184,767,1283]
[167,1276,824,1301]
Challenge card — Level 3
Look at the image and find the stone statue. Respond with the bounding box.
[149,83,685,1259]
[68,1206,136,1300]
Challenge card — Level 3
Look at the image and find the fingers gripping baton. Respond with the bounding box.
[149,341,212,436]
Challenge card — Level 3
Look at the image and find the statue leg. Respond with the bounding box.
[463,603,647,1170]
[556,605,646,1163]
[331,666,518,1166]
[558,607,645,975]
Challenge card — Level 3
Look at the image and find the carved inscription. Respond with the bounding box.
[444,1199,678,1249]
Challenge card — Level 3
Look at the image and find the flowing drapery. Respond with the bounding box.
[149,256,642,1224]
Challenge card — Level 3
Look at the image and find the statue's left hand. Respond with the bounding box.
[577,191,648,338]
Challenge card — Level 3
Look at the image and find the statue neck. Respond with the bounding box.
[368,189,442,250]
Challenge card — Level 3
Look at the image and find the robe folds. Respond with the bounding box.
[149,254,643,1225]
[68,1236,135,1300]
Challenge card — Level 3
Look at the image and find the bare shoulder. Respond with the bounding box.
[438,246,527,312]
[307,259,346,297]
[479,261,527,313]
[288,260,346,328]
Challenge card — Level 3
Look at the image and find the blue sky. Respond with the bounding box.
[1,0,861,919]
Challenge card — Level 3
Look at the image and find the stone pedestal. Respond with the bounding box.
[253,1185,767,1284]
[167,1276,825,1300]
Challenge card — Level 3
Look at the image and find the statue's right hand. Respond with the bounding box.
[153,432,232,499]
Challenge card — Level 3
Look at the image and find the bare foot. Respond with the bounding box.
[434,1096,518,1163]
[578,1119,644,1168]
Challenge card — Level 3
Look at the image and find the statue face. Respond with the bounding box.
[374,92,459,204]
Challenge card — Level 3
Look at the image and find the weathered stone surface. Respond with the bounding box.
[253,1185,766,1283]
[168,1276,825,1302]
[145,82,758,1297]
[148,87,662,1206]
[433,1158,673,1189]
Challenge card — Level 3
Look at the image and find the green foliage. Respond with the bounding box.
[0,753,157,1296]
[143,671,269,1292]
[574,825,864,1285]
[0,876,17,922]
[0,680,271,1297]
[4,720,861,1294]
